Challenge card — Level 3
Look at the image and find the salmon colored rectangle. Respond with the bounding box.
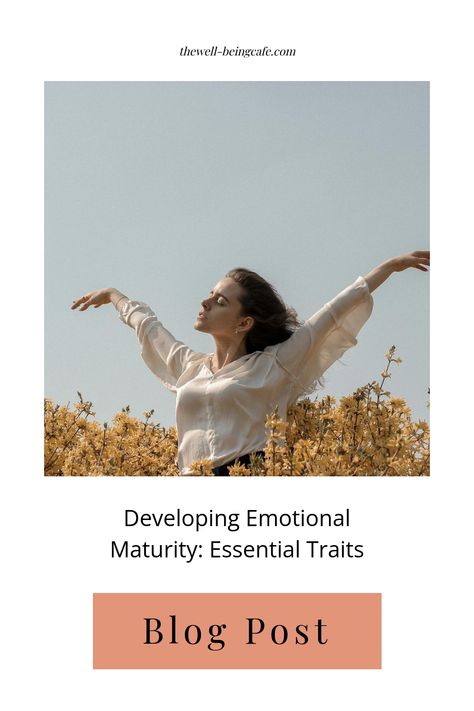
[93,593,381,669]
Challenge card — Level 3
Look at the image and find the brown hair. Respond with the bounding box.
[226,267,301,353]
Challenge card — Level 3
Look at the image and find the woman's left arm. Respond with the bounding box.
[364,250,430,293]
[275,250,429,400]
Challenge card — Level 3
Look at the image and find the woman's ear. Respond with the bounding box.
[240,316,255,333]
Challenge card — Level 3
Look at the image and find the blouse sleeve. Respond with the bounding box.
[274,276,374,400]
[119,300,198,392]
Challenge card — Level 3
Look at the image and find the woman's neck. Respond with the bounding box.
[212,337,247,371]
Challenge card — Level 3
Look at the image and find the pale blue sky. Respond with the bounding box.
[45,81,429,427]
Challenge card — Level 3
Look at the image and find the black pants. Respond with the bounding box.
[213,451,265,476]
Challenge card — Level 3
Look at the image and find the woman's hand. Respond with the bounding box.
[364,250,430,293]
[388,250,430,273]
[71,288,128,311]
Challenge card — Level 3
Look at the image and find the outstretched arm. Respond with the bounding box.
[71,287,128,312]
[275,251,429,400]
[71,287,198,391]
[364,250,430,293]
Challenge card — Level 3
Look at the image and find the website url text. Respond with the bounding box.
[179,45,296,58]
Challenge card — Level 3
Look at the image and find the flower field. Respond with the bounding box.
[44,347,429,476]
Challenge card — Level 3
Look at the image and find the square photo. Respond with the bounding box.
[45,81,429,476]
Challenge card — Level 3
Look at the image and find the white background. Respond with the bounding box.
[2,1,472,709]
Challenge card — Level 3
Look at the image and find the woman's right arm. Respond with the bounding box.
[71,287,199,391]
[71,287,128,312]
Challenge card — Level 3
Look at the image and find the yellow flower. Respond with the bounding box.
[189,459,214,476]
[44,346,429,478]
[228,463,251,476]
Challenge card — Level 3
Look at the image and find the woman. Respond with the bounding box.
[71,251,429,475]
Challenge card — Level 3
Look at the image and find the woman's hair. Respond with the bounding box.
[226,267,301,353]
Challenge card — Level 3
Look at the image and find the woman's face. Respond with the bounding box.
[194,277,252,338]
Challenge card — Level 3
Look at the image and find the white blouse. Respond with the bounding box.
[119,276,373,475]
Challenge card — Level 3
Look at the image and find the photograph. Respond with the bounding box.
[45,81,429,476]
